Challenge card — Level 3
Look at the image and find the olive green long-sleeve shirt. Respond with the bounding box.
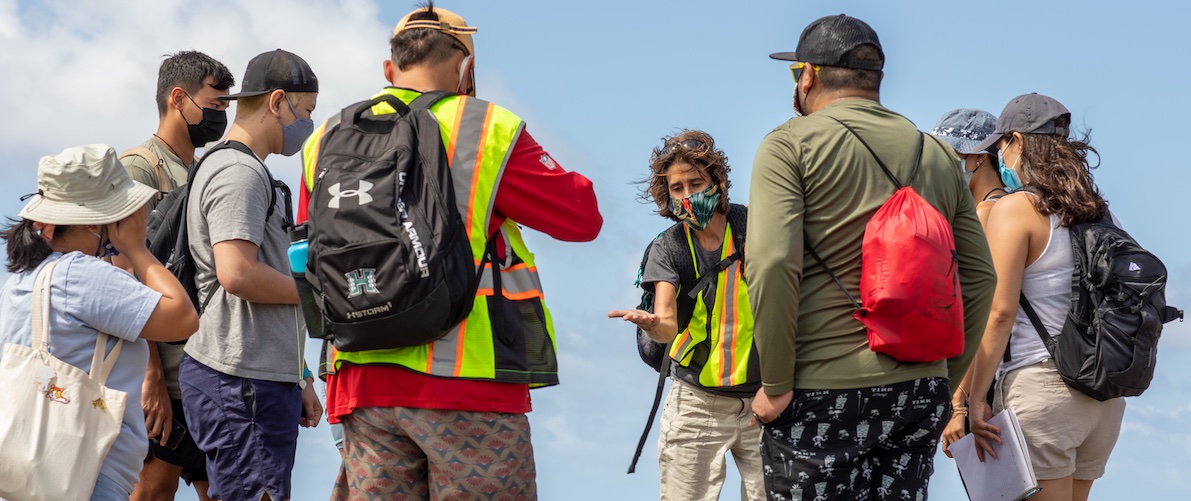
[746,99,996,396]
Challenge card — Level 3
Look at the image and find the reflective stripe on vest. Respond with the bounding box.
[305,88,558,387]
[667,222,755,388]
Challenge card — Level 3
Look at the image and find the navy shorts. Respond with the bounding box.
[179,354,300,501]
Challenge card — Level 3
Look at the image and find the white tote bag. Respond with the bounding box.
[0,260,128,500]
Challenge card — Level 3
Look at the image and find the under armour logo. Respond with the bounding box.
[328,181,373,209]
[345,268,380,298]
[1129,262,1142,272]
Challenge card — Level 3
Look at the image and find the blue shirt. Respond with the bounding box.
[0,252,161,494]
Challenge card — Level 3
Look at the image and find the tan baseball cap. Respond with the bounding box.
[393,5,478,55]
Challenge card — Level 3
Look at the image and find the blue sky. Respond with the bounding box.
[2,0,1190,499]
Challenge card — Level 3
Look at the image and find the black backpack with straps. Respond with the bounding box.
[1018,214,1183,401]
[303,92,483,352]
[146,140,288,316]
[627,203,747,473]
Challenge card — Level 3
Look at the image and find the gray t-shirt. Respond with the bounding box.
[0,252,160,494]
[121,136,192,399]
[641,233,723,307]
[184,146,303,383]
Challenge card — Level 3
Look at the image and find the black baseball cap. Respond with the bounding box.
[770,14,884,71]
[973,93,1071,153]
[220,49,319,100]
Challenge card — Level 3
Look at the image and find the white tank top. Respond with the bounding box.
[999,213,1072,376]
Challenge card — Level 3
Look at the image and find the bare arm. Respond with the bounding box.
[967,195,1039,460]
[107,209,198,342]
[213,239,299,305]
[607,281,679,343]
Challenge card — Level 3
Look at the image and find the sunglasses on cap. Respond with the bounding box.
[790,62,821,83]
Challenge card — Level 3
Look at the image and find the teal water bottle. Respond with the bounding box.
[288,224,324,339]
[288,240,308,274]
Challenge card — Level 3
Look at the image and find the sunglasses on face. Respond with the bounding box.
[790,62,821,83]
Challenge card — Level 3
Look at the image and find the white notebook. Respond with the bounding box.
[950,408,1040,501]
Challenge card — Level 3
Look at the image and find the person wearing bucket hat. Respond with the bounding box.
[299,2,601,499]
[748,13,997,499]
[966,94,1127,501]
[930,108,1007,226]
[178,48,321,501]
[0,144,199,500]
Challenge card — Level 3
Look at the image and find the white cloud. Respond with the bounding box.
[0,0,390,158]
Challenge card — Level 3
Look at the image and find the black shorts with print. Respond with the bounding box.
[760,377,950,501]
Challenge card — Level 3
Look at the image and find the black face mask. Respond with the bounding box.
[181,94,227,147]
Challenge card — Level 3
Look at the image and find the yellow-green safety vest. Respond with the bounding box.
[301,87,559,388]
[668,222,757,389]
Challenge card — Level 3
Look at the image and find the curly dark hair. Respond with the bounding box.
[641,129,731,221]
[1018,115,1108,226]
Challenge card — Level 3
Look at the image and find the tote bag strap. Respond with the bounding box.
[88,334,124,385]
[30,258,124,384]
[30,259,59,361]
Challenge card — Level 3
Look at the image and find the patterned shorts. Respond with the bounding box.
[332,407,537,501]
[760,378,951,501]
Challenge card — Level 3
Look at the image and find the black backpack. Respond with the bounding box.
[303,92,479,352]
[1019,214,1183,401]
[146,140,285,315]
[627,203,747,474]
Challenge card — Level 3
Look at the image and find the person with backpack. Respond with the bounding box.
[608,130,763,501]
[964,93,1178,501]
[0,144,198,500]
[927,107,1003,458]
[179,49,322,501]
[746,14,997,499]
[297,3,601,499]
[119,50,233,501]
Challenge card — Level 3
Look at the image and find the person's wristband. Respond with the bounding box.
[302,367,312,380]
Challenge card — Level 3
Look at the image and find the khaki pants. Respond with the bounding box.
[658,378,765,501]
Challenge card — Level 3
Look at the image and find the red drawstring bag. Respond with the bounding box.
[809,120,964,362]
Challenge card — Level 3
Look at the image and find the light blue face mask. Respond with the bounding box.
[998,138,1023,191]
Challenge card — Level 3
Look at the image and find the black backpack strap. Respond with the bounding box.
[409,91,453,110]
[828,117,925,189]
[628,348,670,474]
[1018,292,1058,358]
[685,206,749,301]
[806,243,863,313]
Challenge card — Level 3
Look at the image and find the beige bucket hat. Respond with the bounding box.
[18,144,158,225]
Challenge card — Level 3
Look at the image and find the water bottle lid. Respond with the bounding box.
[288,223,308,242]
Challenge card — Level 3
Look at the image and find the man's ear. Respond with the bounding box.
[383,59,395,84]
[169,86,188,110]
[269,89,287,116]
[799,66,815,96]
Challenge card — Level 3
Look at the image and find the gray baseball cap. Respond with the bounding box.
[930,109,997,155]
[973,93,1071,153]
[770,14,884,70]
